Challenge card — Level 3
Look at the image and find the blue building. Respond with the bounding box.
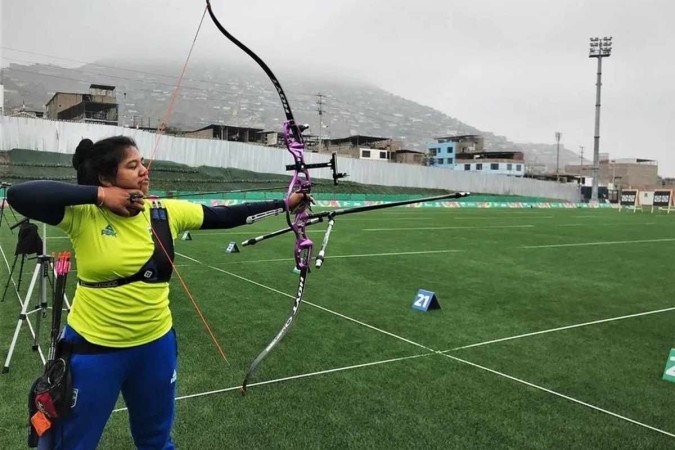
[427,135,525,177]
[427,135,483,169]
[427,140,456,168]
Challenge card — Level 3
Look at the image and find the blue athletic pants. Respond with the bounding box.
[39,326,178,450]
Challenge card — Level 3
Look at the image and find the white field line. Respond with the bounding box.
[364,215,552,220]
[571,214,671,219]
[177,249,465,266]
[572,215,615,218]
[446,306,675,351]
[450,216,554,220]
[439,353,675,439]
[175,253,434,351]
[522,238,675,249]
[367,214,661,223]
[556,223,656,227]
[379,212,565,216]
[364,224,535,231]
[264,250,465,258]
[164,252,675,438]
[112,352,435,413]
[337,216,554,221]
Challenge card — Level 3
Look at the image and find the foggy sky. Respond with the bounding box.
[2,0,674,176]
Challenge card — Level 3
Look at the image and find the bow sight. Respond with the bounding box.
[284,124,347,185]
[285,151,348,186]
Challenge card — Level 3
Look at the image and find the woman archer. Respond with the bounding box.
[8,135,308,449]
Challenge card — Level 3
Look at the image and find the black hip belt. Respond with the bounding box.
[71,340,125,354]
[78,278,128,288]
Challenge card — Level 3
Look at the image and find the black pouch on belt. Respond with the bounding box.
[27,340,75,446]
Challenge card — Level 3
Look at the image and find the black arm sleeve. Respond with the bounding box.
[6,181,99,225]
[200,199,286,230]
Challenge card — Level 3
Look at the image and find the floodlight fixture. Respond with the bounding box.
[587,36,613,202]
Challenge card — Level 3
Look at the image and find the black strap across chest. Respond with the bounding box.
[78,204,174,289]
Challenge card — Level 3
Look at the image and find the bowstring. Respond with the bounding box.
[145,6,206,172]
[143,207,229,365]
[138,5,230,365]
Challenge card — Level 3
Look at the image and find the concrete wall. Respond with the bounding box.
[0,116,580,201]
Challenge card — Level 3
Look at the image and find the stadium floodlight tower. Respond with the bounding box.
[555,132,561,181]
[588,36,612,202]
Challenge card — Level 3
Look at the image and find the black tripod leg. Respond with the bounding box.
[0,187,12,234]
[32,257,52,351]
[17,254,25,292]
[1,255,19,302]
[0,206,8,234]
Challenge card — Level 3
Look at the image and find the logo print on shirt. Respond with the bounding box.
[101,224,117,237]
[170,369,177,384]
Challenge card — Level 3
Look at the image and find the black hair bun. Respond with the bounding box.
[72,138,94,170]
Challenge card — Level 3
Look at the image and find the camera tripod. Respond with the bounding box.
[2,223,71,373]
